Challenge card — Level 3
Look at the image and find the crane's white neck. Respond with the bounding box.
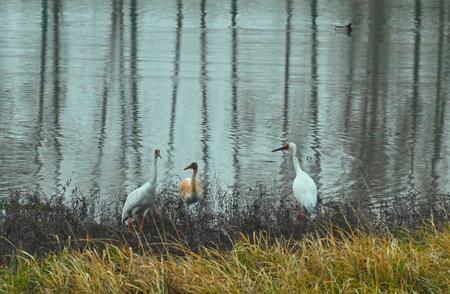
[289,143,302,174]
[150,156,158,189]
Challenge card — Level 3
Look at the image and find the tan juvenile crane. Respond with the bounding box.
[179,161,203,209]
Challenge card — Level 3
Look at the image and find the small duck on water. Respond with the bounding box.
[335,22,352,34]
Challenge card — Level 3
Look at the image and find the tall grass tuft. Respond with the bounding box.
[0,225,449,293]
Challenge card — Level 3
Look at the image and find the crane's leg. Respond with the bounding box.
[295,204,303,223]
[127,218,133,231]
[139,215,145,234]
[183,203,193,230]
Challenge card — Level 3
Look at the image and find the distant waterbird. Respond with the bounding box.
[335,22,352,35]
[121,149,161,233]
[179,161,203,210]
[272,143,318,217]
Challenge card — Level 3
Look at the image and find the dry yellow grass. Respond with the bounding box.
[1,225,449,293]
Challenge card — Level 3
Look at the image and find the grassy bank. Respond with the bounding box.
[1,180,449,256]
[1,225,449,293]
[0,182,449,292]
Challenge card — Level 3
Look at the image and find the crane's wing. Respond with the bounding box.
[179,178,203,200]
[293,174,317,213]
[179,178,191,200]
[195,179,203,195]
[121,182,153,222]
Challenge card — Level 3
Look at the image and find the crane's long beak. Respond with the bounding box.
[184,165,191,170]
[272,146,285,152]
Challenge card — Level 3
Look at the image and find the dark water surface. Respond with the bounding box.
[1,0,449,205]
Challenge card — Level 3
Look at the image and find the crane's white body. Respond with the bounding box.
[121,153,159,228]
[121,182,154,222]
[292,166,317,213]
[289,143,317,213]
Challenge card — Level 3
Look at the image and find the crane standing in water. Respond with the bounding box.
[121,149,161,233]
[272,143,317,216]
[179,161,203,210]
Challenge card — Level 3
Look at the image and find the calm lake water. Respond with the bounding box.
[1,0,449,205]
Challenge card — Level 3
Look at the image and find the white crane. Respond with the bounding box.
[121,149,161,233]
[179,161,203,210]
[272,143,317,216]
